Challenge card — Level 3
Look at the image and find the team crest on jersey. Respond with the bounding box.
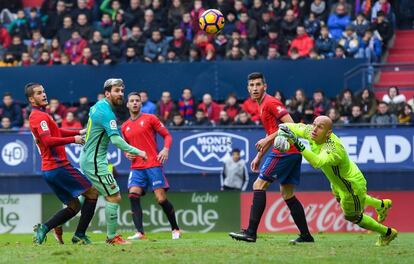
[126,126,130,131]
[140,121,144,126]
[110,120,117,130]
[40,120,48,131]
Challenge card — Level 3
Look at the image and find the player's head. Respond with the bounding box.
[24,82,48,107]
[311,115,333,144]
[126,92,142,115]
[231,148,241,162]
[247,72,267,102]
[103,78,125,106]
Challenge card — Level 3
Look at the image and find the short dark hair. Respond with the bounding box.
[379,101,388,106]
[127,92,141,99]
[139,90,148,96]
[231,148,241,154]
[3,92,12,98]
[247,72,266,83]
[24,82,42,100]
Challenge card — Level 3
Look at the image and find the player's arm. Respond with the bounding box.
[301,147,341,169]
[59,128,80,137]
[284,123,313,140]
[110,134,147,159]
[31,118,82,147]
[153,116,172,163]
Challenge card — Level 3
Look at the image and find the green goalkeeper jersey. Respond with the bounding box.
[80,99,120,177]
[286,123,366,195]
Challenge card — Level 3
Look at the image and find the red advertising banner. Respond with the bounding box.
[241,192,414,232]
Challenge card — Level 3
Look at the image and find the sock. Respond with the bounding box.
[159,200,179,230]
[364,195,383,209]
[285,196,311,236]
[247,190,266,235]
[105,202,119,239]
[75,198,97,237]
[129,193,144,233]
[44,207,78,231]
[357,214,388,235]
[78,195,85,207]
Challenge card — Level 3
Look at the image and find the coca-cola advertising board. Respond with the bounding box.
[241,192,414,232]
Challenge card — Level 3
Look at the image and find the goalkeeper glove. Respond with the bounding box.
[278,124,306,152]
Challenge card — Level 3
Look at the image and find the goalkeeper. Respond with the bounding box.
[275,116,397,246]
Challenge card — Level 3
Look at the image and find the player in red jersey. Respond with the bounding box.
[121,92,180,240]
[229,72,313,243]
[26,83,98,245]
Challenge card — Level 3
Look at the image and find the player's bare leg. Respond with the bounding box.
[105,192,131,245]
[128,186,147,240]
[280,184,313,244]
[72,187,99,244]
[154,188,181,239]
[229,178,270,242]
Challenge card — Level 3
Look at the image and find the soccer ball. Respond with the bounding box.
[199,9,225,34]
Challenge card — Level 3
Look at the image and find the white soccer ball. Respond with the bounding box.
[274,135,290,152]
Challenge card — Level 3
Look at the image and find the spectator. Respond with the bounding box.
[308,89,329,117]
[338,26,360,58]
[357,88,378,120]
[92,43,117,65]
[168,111,186,127]
[194,32,216,61]
[233,0,248,18]
[7,9,29,39]
[113,10,128,40]
[169,27,190,60]
[371,0,392,23]
[28,30,47,62]
[108,32,125,60]
[74,95,90,126]
[60,53,71,65]
[19,52,32,66]
[141,9,159,39]
[327,107,344,124]
[220,148,249,191]
[331,0,352,17]
[100,0,122,20]
[221,11,237,36]
[190,109,213,126]
[370,101,398,125]
[334,45,346,59]
[27,8,43,35]
[310,0,327,20]
[349,104,368,124]
[242,97,260,122]
[258,27,286,56]
[19,118,30,133]
[227,46,244,60]
[257,11,278,40]
[43,0,68,38]
[214,33,229,59]
[246,45,261,60]
[357,29,382,62]
[337,88,355,118]
[0,22,11,52]
[46,97,68,125]
[144,29,168,62]
[49,37,62,64]
[190,0,205,32]
[89,30,104,56]
[0,116,13,130]
[75,13,93,39]
[372,11,393,49]
[198,93,221,123]
[65,30,88,64]
[287,0,306,20]
[71,0,93,23]
[274,90,286,105]
[0,92,23,127]
[288,88,308,121]
[304,12,322,39]
[269,0,287,21]
[124,0,144,28]
[124,46,140,63]
[226,30,248,56]
[217,110,232,126]
[165,49,181,63]
[351,12,370,37]
[0,52,17,67]
[328,3,351,40]
[398,104,414,125]
[37,50,52,65]
[178,87,195,121]
[80,47,93,65]
[223,93,241,121]
[57,15,74,46]
[234,110,255,126]
[95,13,113,39]
[139,90,157,114]
[156,91,177,123]
[288,47,301,60]
[168,0,185,28]
[7,35,26,60]
[236,12,258,44]
[126,25,145,59]
[249,0,268,22]
[280,9,299,42]
[61,111,83,129]
[188,46,201,62]
[180,12,195,42]
[288,25,314,57]
[382,86,406,115]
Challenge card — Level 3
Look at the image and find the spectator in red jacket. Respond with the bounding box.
[65,30,88,64]
[223,93,241,121]
[198,93,221,123]
[61,111,83,129]
[242,97,260,122]
[288,25,314,57]
[0,24,11,51]
[46,97,68,126]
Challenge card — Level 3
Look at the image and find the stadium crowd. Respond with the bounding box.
[0,85,413,132]
[0,0,407,66]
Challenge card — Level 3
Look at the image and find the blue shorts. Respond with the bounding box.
[258,153,302,186]
[43,164,92,205]
[128,167,169,194]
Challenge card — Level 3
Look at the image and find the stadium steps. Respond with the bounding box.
[374,30,414,100]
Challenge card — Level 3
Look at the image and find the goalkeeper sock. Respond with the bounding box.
[45,206,78,231]
[285,196,311,236]
[105,202,119,239]
[364,195,383,209]
[159,199,179,230]
[75,198,97,237]
[357,214,388,235]
[247,190,266,235]
[129,193,144,233]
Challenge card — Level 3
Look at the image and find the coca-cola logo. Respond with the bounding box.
[264,197,373,232]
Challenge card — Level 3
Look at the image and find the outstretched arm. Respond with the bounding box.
[110,135,147,159]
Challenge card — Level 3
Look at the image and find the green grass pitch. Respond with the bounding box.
[0,232,413,264]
